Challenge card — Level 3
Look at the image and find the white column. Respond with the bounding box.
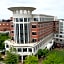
[23,18,25,44]
[27,48,28,52]
[32,48,34,54]
[14,22,17,43]
[22,10,24,14]
[21,56,23,63]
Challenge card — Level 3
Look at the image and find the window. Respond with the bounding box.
[16,18,18,22]
[28,48,32,52]
[32,25,36,28]
[11,31,14,33]
[11,25,14,27]
[36,46,37,50]
[32,39,36,42]
[34,18,38,21]
[60,22,63,25]
[20,18,23,22]
[24,18,27,22]
[60,32,62,33]
[56,39,58,41]
[56,35,58,37]
[23,48,27,52]
[18,48,22,52]
[34,48,35,52]
[28,18,31,22]
[60,39,62,41]
[60,35,62,37]
[32,32,37,35]
[6,44,9,48]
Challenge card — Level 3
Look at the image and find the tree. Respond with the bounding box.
[0,53,1,60]
[42,49,49,57]
[24,55,38,64]
[37,49,49,58]
[0,33,10,50]
[5,51,19,64]
[37,49,43,58]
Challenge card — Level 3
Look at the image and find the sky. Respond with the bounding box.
[0,0,64,19]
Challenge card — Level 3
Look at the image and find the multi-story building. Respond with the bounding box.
[4,7,59,62]
[54,19,64,47]
[0,18,14,39]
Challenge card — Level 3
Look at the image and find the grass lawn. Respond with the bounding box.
[42,48,64,64]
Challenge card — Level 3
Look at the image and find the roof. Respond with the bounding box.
[32,14,54,17]
[4,40,37,47]
[8,7,36,11]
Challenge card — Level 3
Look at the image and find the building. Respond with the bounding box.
[0,18,15,40]
[4,7,59,63]
[54,19,64,47]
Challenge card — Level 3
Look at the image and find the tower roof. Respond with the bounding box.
[8,7,36,11]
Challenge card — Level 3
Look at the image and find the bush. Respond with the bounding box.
[24,55,38,64]
[37,49,49,59]
[37,49,43,58]
[42,49,49,57]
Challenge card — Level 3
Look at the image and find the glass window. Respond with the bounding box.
[32,39,36,42]
[11,31,14,33]
[23,48,27,52]
[60,32,62,33]
[24,24,27,30]
[28,48,32,52]
[28,18,31,22]
[34,48,35,52]
[11,25,14,27]
[56,39,58,41]
[60,39,62,41]
[32,32,37,35]
[32,25,36,28]
[20,24,23,43]
[34,18,38,21]
[18,48,22,52]
[16,18,18,22]
[24,18,27,22]
[60,35,62,37]
[6,44,9,48]
[56,35,58,37]
[16,24,19,43]
[60,22,63,25]
[20,18,23,22]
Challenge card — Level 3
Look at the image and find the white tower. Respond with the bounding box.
[8,7,36,44]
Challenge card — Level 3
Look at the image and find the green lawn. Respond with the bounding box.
[43,49,64,64]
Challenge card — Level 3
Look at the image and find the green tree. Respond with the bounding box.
[37,49,49,58]
[42,49,49,57]
[5,51,19,64]
[0,53,1,60]
[0,33,10,50]
[37,49,43,58]
[24,55,38,64]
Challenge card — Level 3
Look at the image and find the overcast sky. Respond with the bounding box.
[0,0,64,19]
